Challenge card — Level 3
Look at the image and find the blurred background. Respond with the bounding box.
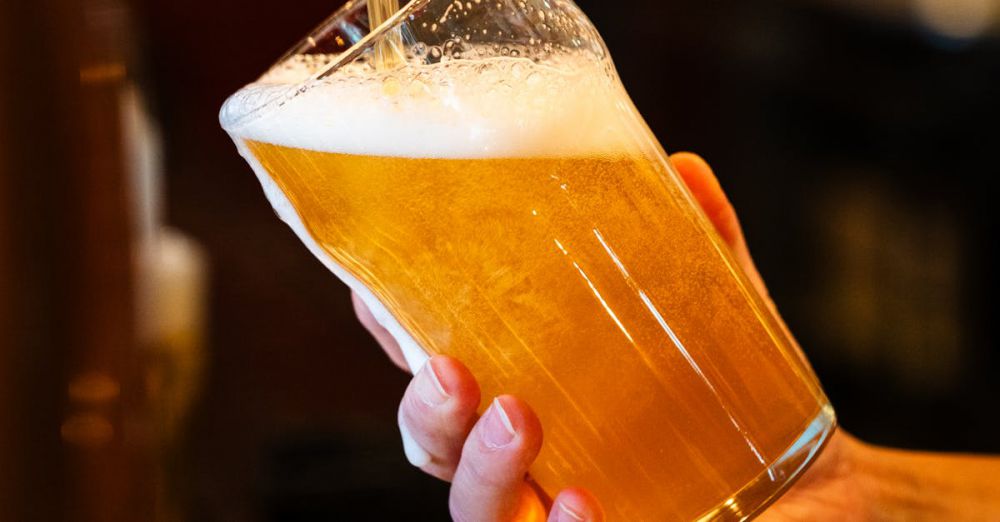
[1,0,998,519]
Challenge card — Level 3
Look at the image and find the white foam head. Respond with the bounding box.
[220,54,640,158]
[219,53,647,374]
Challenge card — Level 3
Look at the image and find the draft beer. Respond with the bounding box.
[221,1,835,519]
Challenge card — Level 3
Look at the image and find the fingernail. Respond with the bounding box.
[554,502,586,522]
[414,359,449,407]
[481,398,516,449]
[398,417,431,467]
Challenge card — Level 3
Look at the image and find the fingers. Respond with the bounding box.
[449,395,544,522]
[398,359,601,521]
[398,356,481,481]
[548,488,605,522]
[670,152,769,298]
[670,152,744,249]
[351,291,410,371]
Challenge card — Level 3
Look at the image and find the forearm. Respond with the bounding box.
[852,439,1000,521]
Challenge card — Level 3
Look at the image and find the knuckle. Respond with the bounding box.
[399,401,429,441]
[399,400,464,464]
[402,385,468,431]
[401,386,435,420]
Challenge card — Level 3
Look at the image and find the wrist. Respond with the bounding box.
[849,436,1000,521]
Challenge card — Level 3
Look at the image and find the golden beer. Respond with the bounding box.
[222,2,835,515]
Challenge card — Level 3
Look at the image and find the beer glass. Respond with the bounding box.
[220,0,836,519]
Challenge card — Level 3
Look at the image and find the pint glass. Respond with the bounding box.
[220,1,836,519]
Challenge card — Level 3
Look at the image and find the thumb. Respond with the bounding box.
[669,152,770,301]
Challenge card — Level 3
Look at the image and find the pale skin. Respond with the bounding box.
[352,153,1000,521]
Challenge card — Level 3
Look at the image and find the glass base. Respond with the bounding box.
[695,405,837,521]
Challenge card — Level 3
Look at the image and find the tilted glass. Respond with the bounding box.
[221,1,836,519]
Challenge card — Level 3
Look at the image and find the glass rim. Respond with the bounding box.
[221,0,428,132]
[274,0,430,81]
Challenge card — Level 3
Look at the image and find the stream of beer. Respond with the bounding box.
[369,0,403,70]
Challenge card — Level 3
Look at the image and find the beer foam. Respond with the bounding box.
[221,54,638,159]
[220,53,643,373]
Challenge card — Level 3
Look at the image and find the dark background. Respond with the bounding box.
[4,0,996,520]
[143,0,1000,519]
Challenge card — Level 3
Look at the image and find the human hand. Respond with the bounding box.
[352,152,859,521]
